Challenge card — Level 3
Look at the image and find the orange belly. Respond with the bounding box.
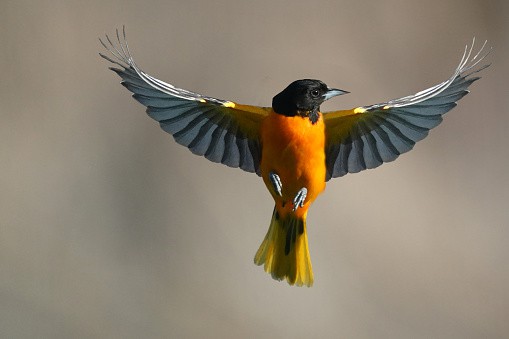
[260,111,326,218]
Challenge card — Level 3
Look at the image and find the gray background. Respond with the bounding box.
[1,0,508,338]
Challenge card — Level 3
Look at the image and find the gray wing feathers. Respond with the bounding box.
[326,39,490,180]
[100,28,261,174]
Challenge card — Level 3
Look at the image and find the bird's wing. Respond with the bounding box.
[100,28,270,175]
[323,40,490,181]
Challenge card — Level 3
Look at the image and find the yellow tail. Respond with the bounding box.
[254,208,313,287]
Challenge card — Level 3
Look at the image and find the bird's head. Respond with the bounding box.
[272,79,348,124]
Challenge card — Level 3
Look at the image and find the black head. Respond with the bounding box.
[272,79,348,124]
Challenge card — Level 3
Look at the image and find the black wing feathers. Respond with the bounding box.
[100,28,268,175]
[324,40,490,180]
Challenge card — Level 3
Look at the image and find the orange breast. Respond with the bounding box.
[260,111,326,217]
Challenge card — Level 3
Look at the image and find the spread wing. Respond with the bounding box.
[324,40,490,181]
[100,28,270,175]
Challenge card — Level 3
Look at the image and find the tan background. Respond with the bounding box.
[1,0,508,338]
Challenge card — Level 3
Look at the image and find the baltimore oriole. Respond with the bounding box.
[100,28,490,287]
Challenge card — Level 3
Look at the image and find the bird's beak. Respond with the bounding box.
[323,88,349,101]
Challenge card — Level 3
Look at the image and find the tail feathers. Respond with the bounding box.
[254,208,313,287]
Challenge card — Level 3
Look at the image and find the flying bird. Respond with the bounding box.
[100,28,490,287]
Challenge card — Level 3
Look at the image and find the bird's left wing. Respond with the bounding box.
[100,28,270,175]
[323,40,490,181]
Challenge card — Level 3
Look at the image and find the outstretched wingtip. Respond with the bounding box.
[459,38,492,76]
[99,26,134,68]
[360,38,491,111]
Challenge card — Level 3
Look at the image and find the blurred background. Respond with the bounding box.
[1,0,508,338]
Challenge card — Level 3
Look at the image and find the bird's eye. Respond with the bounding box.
[310,89,320,98]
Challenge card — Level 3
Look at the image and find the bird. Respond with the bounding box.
[100,28,490,287]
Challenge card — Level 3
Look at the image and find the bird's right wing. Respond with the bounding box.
[100,28,270,175]
[323,40,490,180]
